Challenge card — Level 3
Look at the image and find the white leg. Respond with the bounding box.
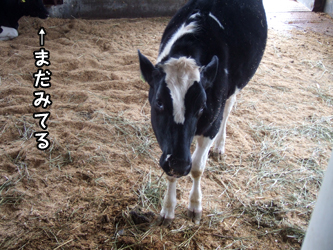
[188,136,214,224]
[157,176,177,226]
[212,92,237,154]
[0,26,18,41]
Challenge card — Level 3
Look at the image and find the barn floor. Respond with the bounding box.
[0,2,332,250]
[264,0,333,35]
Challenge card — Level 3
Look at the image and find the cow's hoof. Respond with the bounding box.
[210,151,220,161]
[210,149,225,161]
[155,215,173,227]
[187,209,202,225]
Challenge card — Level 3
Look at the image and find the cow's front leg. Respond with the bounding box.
[157,176,177,226]
[212,92,237,155]
[188,136,214,224]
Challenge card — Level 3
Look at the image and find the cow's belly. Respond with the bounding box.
[0,26,18,41]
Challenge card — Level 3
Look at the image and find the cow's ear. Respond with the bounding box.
[201,55,219,89]
[138,50,155,87]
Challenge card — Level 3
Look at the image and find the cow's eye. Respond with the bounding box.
[197,105,205,117]
[155,100,164,112]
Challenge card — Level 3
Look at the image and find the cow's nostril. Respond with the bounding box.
[168,164,191,178]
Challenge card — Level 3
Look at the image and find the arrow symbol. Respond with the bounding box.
[38,27,46,46]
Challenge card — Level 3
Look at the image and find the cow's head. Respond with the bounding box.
[19,0,49,19]
[138,51,218,178]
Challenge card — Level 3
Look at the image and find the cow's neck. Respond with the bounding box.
[166,38,212,69]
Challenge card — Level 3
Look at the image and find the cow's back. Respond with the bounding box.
[159,0,267,98]
[213,0,267,94]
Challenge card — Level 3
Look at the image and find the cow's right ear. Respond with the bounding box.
[201,55,219,90]
[138,50,155,86]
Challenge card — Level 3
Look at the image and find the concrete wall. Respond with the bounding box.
[324,0,333,17]
[297,0,316,10]
[296,0,333,17]
[47,0,187,19]
[47,0,333,19]
[297,0,327,11]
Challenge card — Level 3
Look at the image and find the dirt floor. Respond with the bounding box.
[0,13,332,250]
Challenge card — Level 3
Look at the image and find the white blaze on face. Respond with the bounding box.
[161,57,201,124]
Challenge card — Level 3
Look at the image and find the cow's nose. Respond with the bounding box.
[162,155,192,178]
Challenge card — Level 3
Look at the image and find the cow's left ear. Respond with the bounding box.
[201,55,219,89]
[138,50,155,87]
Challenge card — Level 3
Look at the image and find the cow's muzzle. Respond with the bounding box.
[160,154,192,178]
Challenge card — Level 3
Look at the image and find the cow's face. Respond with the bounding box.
[138,51,218,178]
[20,0,49,19]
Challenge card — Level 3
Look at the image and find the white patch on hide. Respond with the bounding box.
[189,12,201,20]
[157,21,198,63]
[209,12,224,29]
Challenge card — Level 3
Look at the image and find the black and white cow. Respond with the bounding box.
[138,0,267,226]
[0,0,49,41]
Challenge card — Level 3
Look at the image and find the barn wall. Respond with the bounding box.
[324,0,333,17]
[297,0,333,16]
[48,0,333,19]
[297,0,315,10]
[47,0,187,19]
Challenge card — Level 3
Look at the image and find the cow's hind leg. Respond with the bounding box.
[188,136,214,224]
[157,176,177,226]
[212,92,237,155]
